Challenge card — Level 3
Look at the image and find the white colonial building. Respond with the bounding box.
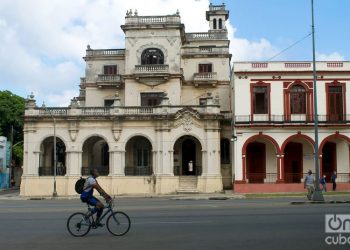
[21,4,233,197]
[233,61,350,193]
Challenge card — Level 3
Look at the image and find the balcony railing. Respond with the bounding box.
[233,114,350,124]
[85,49,125,57]
[186,32,228,40]
[193,72,217,82]
[125,166,153,176]
[134,64,169,74]
[39,108,68,116]
[97,74,122,83]
[209,4,226,11]
[125,15,181,25]
[182,47,229,55]
[27,105,220,118]
[81,107,111,115]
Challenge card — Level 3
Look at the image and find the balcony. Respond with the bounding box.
[134,64,170,84]
[232,114,350,125]
[26,105,220,120]
[185,32,228,41]
[193,72,218,87]
[182,47,229,58]
[125,15,181,25]
[85,49,125,58]
[96,74,123,88]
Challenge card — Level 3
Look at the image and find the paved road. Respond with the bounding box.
[0,197,348,250]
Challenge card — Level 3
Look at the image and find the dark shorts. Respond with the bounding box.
[81,196,100,206]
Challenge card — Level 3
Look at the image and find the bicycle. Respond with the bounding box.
[67,199,131,237]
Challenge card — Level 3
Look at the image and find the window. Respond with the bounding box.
[104,100,114,107]
[290,85,306,114]
[198,64,212,73]
[141,93,163,106]
[220,139,230,164]
[328,86,344,121]
[218,19,223,29]
[253,86,268,114]
[103,65,117,75]
[213,19,217,29]
[199,98,206,106]
[141,48,164,65]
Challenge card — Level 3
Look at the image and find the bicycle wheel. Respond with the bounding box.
[67,212,91,237]
[106,211,131,236]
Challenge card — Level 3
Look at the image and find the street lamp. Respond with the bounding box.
[311,0,324,201]
[42,102,58,198]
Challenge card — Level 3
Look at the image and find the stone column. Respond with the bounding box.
[66,150,82,176]
[109,150,125,176]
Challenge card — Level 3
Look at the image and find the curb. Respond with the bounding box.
[291,200,350,205]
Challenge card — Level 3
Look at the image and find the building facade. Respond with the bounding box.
[233,62,350,193]
[21,4,233,197]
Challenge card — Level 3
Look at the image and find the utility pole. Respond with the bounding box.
[311,0,324,201]
[9,125,14,188]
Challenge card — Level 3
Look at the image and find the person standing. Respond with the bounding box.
[331,171,337,191]
[319,175,327,192]
[304,170,315,200]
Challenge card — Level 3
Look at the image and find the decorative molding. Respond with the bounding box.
[112,119,122,141]
[68,121,79,141]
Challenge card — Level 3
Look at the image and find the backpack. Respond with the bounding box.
[75,177,86,194]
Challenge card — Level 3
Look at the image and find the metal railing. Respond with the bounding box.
[234,115,350,124]
[125,166,153,176]
[38,166,66,176]
[246,173,277,183]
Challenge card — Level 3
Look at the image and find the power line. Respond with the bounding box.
[267,32,312,61]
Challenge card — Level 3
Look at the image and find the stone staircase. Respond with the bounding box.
[177,176,198,194]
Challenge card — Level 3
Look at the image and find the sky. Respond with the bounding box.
[0,0,349,106]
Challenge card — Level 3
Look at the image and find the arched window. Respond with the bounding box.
[141,48,164,65]
[290,85,306,114]
[220,139,230,164]
[218,19,223,29]
[213,18,217,29]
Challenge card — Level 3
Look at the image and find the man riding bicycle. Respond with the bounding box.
[80,168,111,227]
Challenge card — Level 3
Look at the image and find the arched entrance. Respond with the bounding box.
[320,134,350,182]
[246,142,266,183]
[282,134,315,183]
[322,142,336,181]
[39,137,66,176]
[284,142,303,183]
[242,134,280,183]
[173,136,202,176]
[82,136,109,176]
[125,136,152,176]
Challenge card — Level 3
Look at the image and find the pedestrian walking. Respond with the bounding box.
[331,171,337,191]
[319,175,327,192]
[304,170,315,200]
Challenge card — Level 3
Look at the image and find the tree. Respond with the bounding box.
[0,90,25,165]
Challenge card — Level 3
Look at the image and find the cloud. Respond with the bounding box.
[0,0,285,106]
[316,52,344,61]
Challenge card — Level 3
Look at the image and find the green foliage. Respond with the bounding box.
[0,90,25,165]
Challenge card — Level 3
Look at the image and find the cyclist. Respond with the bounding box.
[80,168,111,227]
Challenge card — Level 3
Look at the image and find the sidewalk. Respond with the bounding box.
[1,189,350,201]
